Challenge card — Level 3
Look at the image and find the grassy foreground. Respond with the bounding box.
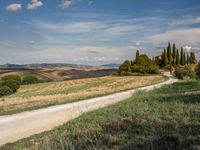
[0,75,165,115]
[1,80,200,150]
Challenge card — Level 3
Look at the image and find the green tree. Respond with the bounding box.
[172,44,176,66]
[180,47,184,65]
[164,48,168,66]
[183,53,186,65]
[196,61,200,79]
[190,52,197,64]
[176,49,180,65]
[118,60,131,73]
[186,53,190,65]
[167,42,172,64]
[135,50,140,65]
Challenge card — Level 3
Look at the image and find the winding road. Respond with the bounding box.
[0,72,178,146]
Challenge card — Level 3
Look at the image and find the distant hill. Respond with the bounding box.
[101,64,120,69]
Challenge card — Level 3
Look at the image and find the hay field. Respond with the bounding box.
[0,75,166,115]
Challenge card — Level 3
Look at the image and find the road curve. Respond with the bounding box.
[0,73,178,146]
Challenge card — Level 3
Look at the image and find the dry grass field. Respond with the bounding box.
[0,75,166,115]
[0,68,116,81]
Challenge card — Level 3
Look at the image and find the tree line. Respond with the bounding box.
[155,42,197,68]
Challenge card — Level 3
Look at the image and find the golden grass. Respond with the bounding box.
[0,75,166,115]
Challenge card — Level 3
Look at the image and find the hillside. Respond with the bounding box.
[1,80,200,149]
[0,75,165,115]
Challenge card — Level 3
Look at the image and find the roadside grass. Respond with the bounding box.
[0,75,165,116]
[1,80,200,150]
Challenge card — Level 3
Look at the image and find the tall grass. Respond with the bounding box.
[1,81,200,150]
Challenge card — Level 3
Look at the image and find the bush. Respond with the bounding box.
[195,61,200,79]
[175,66,196,79]
[1,79,20,92]
[1,75,21,83]
[22,75,39,84]
[0,86,13,97]
[148,65,160,74]
[118,60,131,73]
[131,65,160,74]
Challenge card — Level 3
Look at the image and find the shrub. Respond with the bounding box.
[195,61,200,79]
[118,60,131,73]
[22,75,39,84]
[1,79,20,92]
[131,65,160,74]
[148,65,160,74]
[0,86,13,97]
[175,66,196,79]
[1,75,21,83]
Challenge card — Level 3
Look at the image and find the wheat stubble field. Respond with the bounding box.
[0,75,166,115]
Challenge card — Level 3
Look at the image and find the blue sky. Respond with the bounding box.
[0,0,200,65]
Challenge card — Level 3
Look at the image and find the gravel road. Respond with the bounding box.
[0,72,178,146]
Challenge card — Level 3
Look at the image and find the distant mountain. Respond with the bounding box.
[101,64,120,69]
[0,63,107,70]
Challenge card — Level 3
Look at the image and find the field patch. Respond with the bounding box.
[1,80,200,150]
[0,75,165,115]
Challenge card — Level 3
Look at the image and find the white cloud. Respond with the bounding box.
[146,28,200,46]
[134,42,141,46]
[6,3,22,12]
[60,0,72,9]
[27,0,43,10]
[170,16,200,26]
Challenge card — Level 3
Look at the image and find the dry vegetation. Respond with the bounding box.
[0,75,165,115]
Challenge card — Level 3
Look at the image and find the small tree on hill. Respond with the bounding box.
[181,47,184,65]
[167,42,172,64]
[196,61,200,79]
[135,50,140,65]
[176,49,180,65]
[172,44,176,66]
[190,52,197,64]
[118,60,131,73]
[164,48,168,66]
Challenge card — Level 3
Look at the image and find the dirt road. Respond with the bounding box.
[0,73,178,146]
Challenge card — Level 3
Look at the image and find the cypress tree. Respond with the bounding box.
[191,52,197,64]
[135,50,140,65]
[176,49,180,65]
[183,53,186,65]
[172,44,176,66]
[164,48,168,66]
[187,53,190,65]
[181,47,184,65]
[167,42,172,64]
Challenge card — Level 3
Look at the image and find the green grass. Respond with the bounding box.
[1,80,200,150]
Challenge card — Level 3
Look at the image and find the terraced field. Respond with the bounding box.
[0,75,166,115]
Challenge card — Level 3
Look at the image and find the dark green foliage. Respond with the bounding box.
[1,75,21,83]
[195,61,200,79]
[167,42,172,64]
[183,53,186,65]
[175,66,196,79]
[176,49,180,65]
[118,60,131,73]
[1,79,20,92]
[164,48,168,66]
[0,86,13,97]
[186,53,190,65]
[137,54,152,66]
[180,47,184,65]
[172,44,176,66]
[190,52,197,64]
[22,76,39,85]
[135,50,140,65]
